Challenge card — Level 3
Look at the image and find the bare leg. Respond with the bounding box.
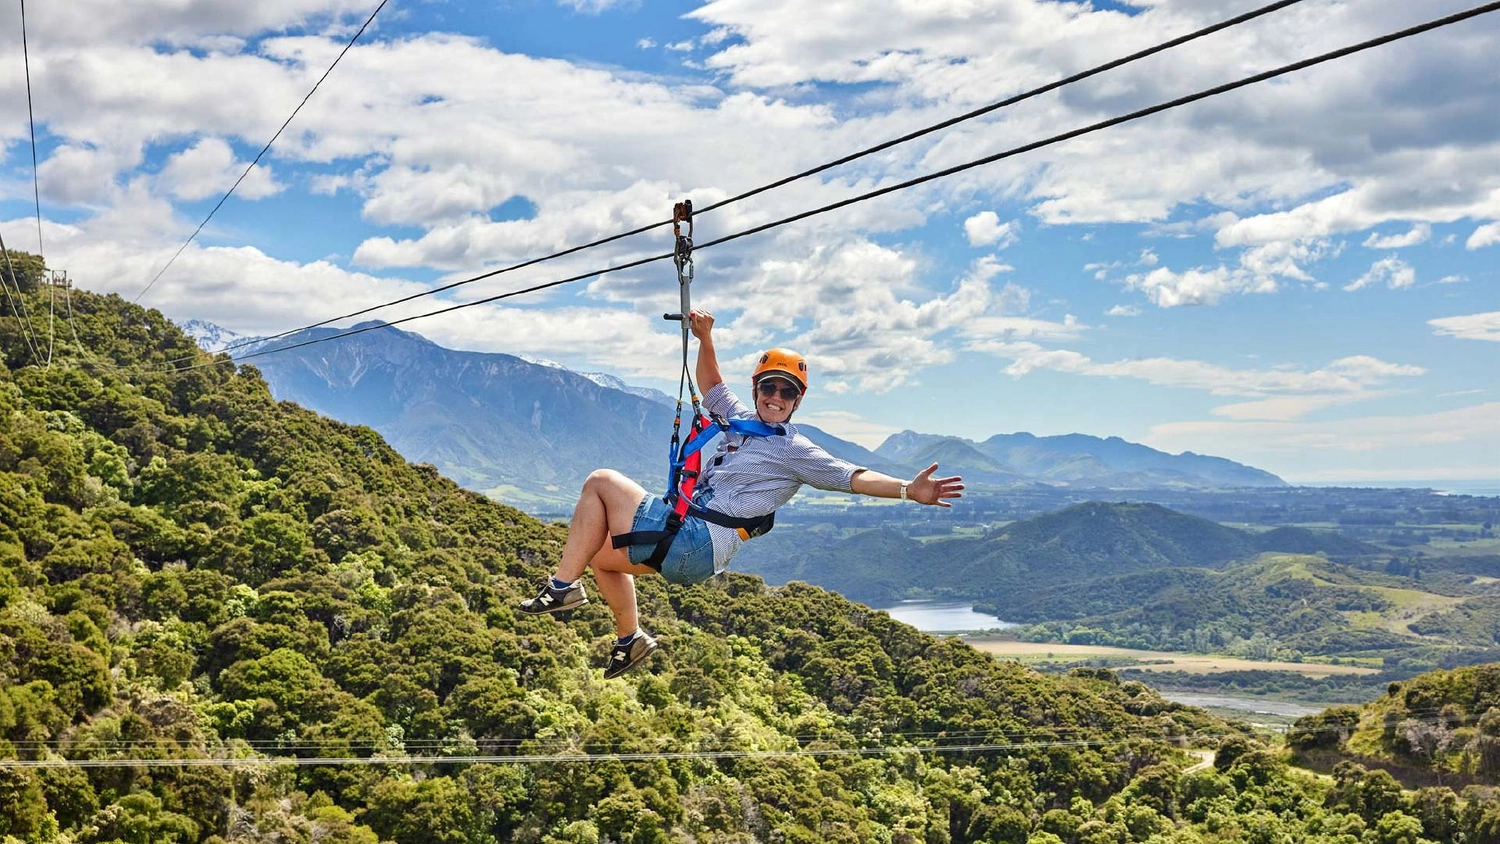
[589,548,651,638]
[554,470,657,636]
[555,469,650,580]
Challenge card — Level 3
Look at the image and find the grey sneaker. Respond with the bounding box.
[603,631,659,679]
[519,579,587,615]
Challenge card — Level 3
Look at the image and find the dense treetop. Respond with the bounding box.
[0,277,1496,843]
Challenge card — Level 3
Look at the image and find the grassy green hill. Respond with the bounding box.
[1005,554,1500,667]
[952,501,1257,592]
[1288,663,1500,793]
[731,475,1497,678]
[738,500,1376,607]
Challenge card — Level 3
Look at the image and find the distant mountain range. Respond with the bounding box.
[877,430,1283,489]
[180,319,1284,509]
[210,321,902,508]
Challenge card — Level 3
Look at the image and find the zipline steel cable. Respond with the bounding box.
[0,711,1470,769]
[0,230,44,364]
[19,0,42,263]
[188,0,1315,362]
[0,707,1467,753]
[4,0,89,373]
[0,713,1452,752]
[167,0,1500,375]
[131,0,391,305]
[16,0,52,364]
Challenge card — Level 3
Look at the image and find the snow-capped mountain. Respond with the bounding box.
[176,319,269,354]
[520,355,674,405]
[579,371,674,406]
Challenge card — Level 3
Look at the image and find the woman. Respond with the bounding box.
[519,310,964,678]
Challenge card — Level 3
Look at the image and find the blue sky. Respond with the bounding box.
[1,0,1497,486]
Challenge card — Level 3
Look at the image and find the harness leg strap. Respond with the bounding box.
[611,511,684,572]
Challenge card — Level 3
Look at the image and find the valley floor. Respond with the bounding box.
[964,639,1380,677]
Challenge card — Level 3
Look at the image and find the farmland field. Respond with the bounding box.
[966,639,1380,677]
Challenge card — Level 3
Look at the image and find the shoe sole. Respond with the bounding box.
[603,639,659,679]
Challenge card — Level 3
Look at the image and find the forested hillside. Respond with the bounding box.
[2,282,1498,842]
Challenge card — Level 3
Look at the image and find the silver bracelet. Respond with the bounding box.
[899,482,909,502]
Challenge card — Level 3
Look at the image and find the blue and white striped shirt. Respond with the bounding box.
[694,382,864,572]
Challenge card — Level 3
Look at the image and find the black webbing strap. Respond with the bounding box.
[691,506,776,540]
[611,508,683,571]
[610,504,777,569]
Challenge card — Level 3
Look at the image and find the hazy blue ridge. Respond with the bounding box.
[880,429,1285,490]
[240,321,673,504]
[184,318,1288,507]
[905,437,1033,486]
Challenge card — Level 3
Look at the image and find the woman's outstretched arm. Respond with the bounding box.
[850,463,965,507]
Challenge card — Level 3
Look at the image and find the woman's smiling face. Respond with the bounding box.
[754,376,801,423]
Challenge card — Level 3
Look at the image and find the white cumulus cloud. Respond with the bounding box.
[1124,266,1274,308]
[158,137,282,202]
[14,0,372,48]
[1362,223,1430,249]
[1429,311,1500,343]
[1344,256,1415,292]
[557,0,630,14]
[963,211,1018,248]
[974,342,1424,421]
[1469,222,1500,249]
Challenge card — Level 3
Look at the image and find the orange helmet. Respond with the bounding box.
[752,348,808,392]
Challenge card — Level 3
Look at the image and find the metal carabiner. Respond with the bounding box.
[665,199,695,323]
[672,200,693,267]
[672,200,693,241]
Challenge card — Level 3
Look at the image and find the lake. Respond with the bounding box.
[876,600,1018,633]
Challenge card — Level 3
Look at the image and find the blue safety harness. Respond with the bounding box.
[609,200,782,571]
[610,409,783,571]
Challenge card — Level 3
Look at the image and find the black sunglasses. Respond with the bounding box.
[756,380,802,400]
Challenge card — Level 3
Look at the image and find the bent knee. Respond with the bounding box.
[583,469,647,514]
[584,468,626,490]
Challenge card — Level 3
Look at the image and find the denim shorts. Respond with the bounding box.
[626,495,716,586]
